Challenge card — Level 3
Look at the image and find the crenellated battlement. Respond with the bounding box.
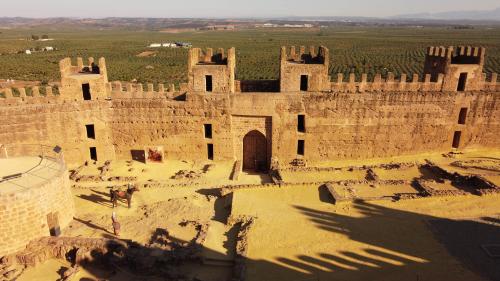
[188,47,234,65]
[331,72,443,93]
[328,71,498,93]
[108,81,182,99]
[0,45,498,169]
[59,57,109,101]
[280,45,329,64]
[424,46,487,91]
[0,85,61,105]
[1,45,498,106]
[60,57,108,80]
[425,46,485,65]
[187,47,236,93]
[426,46,454,58]
[279,45,330,92]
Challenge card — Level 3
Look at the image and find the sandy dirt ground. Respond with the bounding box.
[11,149,500,281]
[231,186,499,281]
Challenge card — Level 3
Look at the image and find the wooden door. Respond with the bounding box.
[243,130,268,171]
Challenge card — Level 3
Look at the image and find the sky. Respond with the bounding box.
[1,0,499,18]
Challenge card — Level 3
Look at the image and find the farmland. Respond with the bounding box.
[0,26,499,85]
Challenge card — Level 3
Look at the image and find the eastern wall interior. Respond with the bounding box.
[0,90,498,167]
[0,46,498,167]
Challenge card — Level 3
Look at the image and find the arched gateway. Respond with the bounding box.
[242,130,268,171]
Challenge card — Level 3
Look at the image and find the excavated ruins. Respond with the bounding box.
[0,45,499,281]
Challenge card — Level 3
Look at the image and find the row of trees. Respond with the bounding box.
[30,34,50,41]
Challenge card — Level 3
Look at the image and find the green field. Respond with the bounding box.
[0,27,499,85]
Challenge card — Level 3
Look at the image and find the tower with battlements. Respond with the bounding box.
[0,45,498,168]
[59,57,109,101]
[188,47,236,93]
[279,46,330,92]
[424,46,485,92]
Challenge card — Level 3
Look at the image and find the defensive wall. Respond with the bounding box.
[0,46,498,170]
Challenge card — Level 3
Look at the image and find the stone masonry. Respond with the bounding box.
[0,167,74,257]
[0,46,498,169]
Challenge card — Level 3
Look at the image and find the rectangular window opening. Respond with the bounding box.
[297,140,305,156]
[458,108,468,125]
[204,124,213,139]
[300,75,308,91]
[85,124,95,139]
[452,131,461,149]
[457,73,467,92]
[82,83,91,100]
[205,75,213,92]
[298,115,306,133]
[89,147,97,161]
[207,143,214,160]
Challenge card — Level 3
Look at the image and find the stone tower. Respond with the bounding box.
[59,57,109,101]
[57,57,114,163]
[187,47,236,93]
[279,46,330,92]
[424,46,485,92]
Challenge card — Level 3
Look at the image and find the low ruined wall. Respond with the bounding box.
[0,168,74,257]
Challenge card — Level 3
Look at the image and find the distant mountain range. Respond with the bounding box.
[393,7,500,21]
[257,8,500,24]
[0,8,498,31]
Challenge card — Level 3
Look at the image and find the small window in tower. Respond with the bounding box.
[89,147,97,161]
[207,144,214,160]
[86,124,95,139]
[82,83,91,100]
[457,73,467,92]
[300,75,308,91]
[452,131,461,149]
[458,108,468,125]
[206,75,213,92]
[298,115,305,133]
[297,140,305,156]
[204,124,213,139]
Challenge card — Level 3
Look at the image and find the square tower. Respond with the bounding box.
[187,48,235,93]
[279,46,330,92]
[59,57,109,100]
[424,46,485,92]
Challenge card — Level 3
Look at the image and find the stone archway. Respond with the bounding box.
[243,130,268,171]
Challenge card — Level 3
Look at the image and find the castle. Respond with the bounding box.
[0,45,499,171]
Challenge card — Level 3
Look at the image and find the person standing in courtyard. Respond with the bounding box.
[111,211,121,236]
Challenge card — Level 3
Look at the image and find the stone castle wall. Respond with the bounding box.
[0,98,114,164]
[2,90,496,166]
[0,166,74,256]
[0,47,498,167]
